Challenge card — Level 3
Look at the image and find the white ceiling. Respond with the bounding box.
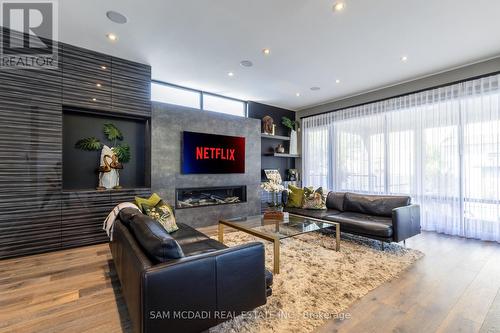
[58,0,500,110]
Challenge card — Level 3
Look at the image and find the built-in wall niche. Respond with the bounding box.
[62,107,150,190]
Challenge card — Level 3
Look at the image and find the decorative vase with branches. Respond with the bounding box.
[282,116,300,155]
[75,123,131,190]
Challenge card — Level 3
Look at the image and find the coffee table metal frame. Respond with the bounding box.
[218,213,340,274]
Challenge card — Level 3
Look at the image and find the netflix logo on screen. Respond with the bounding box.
[182,131,245,174]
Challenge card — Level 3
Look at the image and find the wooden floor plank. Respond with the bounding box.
[315,232,500,333]
[0,231,499,333]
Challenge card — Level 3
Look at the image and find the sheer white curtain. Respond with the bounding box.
[302,74,500,242]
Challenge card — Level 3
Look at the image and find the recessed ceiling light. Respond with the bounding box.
[240,60,253,67]
[92,98,97,102]
[335,79,341,84]
[106,33,118,41]
[310,87,321,91]
[333,2,345,12]
[100,65,107,70]
[106,10,128,24]
[96,83,102,87]
[296,92,301,97]
[401,56,409,62]
[262,48,271,55]
[227,72,234,77]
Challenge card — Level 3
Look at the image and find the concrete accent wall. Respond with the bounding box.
[151,102,261,227]
[299,56,500,118]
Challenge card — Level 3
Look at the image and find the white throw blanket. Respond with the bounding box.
[103,202,141,240]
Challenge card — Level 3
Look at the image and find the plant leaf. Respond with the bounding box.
[113,144,131,163]
[103,123,123,141]
[75,137,103,151]
[282,116,299,131]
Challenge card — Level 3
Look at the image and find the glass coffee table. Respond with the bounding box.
[218,213,340,274]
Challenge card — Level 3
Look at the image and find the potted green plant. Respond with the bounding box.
[282,116,300,155]
[75,123,131,190]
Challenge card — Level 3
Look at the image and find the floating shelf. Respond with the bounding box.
[260,133,290,141]
[264,153,300,158]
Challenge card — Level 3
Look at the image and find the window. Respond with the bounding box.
[203,94,246,117]
[151,81,247,117]
[151,82,200,109]
[302,74,500,242]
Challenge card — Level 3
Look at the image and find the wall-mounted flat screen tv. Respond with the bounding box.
[182,131,245,174]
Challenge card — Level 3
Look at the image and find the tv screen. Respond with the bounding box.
[182,131,245,174]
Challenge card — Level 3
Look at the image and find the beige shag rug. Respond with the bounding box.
[210,230,423,333]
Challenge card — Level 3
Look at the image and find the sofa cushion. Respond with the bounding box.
[343,192,410,217]
[326,192,346,211]
[324,212,393,238]
[179,238,228,256]
[134,193,162,212]
[169,223,210,244]
[286,185,304,208]
[142,200,179,233]
[302,187,327,210]
[118,207,142,227]
[128,213,184,263]
[170,223,229,256]
[284,207,341,219]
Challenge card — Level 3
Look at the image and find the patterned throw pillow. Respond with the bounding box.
[135,193,162,213]
[142,200,179,233]
[302,187,327,210]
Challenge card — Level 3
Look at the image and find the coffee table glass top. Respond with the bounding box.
[221,213,337,240]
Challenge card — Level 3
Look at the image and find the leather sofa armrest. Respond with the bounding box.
[392,204,421,243]
[214,242,267,317]
[142,242,267,333]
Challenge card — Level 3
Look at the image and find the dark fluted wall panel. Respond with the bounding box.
[61,189,150,248]
[111,57,151,117]
[0,28,151,259]
[0,31,63,257]
[62,45,112,110]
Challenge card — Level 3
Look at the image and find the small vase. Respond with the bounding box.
[289,129,298,155]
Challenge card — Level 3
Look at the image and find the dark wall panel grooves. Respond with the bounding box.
[0,28,152,259]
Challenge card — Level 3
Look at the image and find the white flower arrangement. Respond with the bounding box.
[260,180,286,193]
[261,170,290,208]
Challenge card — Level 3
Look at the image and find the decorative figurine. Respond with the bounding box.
[262,115,275,135]
[75,123,131,190]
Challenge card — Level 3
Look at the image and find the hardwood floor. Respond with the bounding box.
[315,232,500,333]
[0,244,132,333]
[0,231,499,333]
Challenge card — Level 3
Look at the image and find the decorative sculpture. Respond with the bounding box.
[262,115,275,135]
[75,123,131,190]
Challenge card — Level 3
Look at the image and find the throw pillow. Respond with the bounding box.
[302,187,327,210]
[286,185,305,208]
[135,193,162,212]
[142,200,179,233]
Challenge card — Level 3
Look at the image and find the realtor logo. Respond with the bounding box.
[0,0,58,69]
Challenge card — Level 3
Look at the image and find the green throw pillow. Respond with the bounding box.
[135,193,162,212]
[286,185,305,208]
[302,187,327,210]
[142,200,179,233]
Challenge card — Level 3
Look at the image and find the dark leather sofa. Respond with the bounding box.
[283,191,421,244]
[110,208,273,333]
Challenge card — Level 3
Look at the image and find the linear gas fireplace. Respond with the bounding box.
[175,186,247,209]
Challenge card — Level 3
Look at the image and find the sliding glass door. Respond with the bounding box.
[302,75,500,242]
